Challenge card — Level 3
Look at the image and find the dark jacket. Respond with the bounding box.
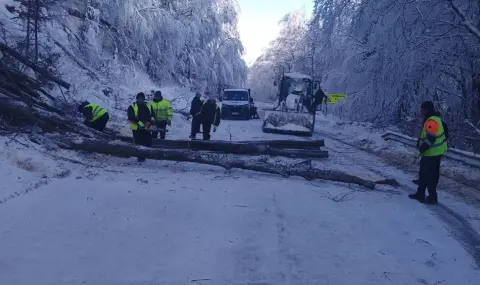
[190,97,203,116]
[81,105,94,122]
[200,101,221,126]
[127,103,153,126]
[418,111,449,153]
[314,88,327,105]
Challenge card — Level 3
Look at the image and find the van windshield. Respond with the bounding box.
[223,91,248,101]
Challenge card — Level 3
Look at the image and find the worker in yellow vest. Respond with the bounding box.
[409,101,448,204]
[127,92,153,162]
[149,91,173,139]
[78,101,109,131]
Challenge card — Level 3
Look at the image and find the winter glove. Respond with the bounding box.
[167,120,172,126]
[213,126,217,132]
[138,121,145,129]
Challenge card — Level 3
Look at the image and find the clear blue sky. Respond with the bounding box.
[237,0,313,65]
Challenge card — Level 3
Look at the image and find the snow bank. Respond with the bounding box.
[314,112,480,235]
[266,123,311,132]
[255,101,275,109]
[315,113,480,176]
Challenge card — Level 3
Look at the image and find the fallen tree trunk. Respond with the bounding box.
[0,43,71,89]
[0,87,64,115]
[155,141,327,158]
[57,137,376,189]
[106,134,327,158]
[0,94,110,139]
[152,138,325,149]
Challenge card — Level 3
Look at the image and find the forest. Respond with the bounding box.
[248,0,480,151]
[0,0,247,94]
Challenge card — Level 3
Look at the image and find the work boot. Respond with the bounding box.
[421,196,438,205]
[408,192,425,202]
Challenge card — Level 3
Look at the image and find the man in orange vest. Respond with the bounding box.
[409,101,448,204]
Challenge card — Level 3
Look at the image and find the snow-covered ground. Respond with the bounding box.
[313,113,480,197]
[1,114,480,285]
[313,112,480,250]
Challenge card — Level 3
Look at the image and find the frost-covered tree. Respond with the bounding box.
[2,0,246,91]
[6,0,56,61]
[250,0,480,149]
[67,0,247,89]
[308,0,480,146]
[248,10,309,101]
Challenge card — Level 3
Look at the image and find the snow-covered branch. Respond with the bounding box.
[446,0,480,40]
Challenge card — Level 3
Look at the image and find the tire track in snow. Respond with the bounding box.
[315,130,480,268]
[230,195,278,284]
[0,179,49,205]
[0,169,71,205]
[272,192,311,284]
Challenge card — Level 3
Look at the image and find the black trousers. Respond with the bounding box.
[202,123,212,140]
[417,155,442,199]
[85,113,109,132]
[132,129,152,161]
[191,116,202,137]
[151,120,167,139]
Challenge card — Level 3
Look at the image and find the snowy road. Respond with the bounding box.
[1,118,480,285]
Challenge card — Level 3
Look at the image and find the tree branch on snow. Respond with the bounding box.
[465,120,480,135]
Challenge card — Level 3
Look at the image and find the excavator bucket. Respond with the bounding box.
[262,109,315,137]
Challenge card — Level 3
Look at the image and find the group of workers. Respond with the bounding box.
[77,93,449,204]
[126,91,173,162]
[77,90,221,162]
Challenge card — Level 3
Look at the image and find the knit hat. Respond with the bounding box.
[420,101,435,113]
[195,92,202,97]
[77,101,89,112]
[136,92,146,100]
[154,90,162,98]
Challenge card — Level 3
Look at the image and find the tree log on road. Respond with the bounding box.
[153,140,328,158]
[57,137,376,189]
[152,138,325,149]
[104,133,327,158]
